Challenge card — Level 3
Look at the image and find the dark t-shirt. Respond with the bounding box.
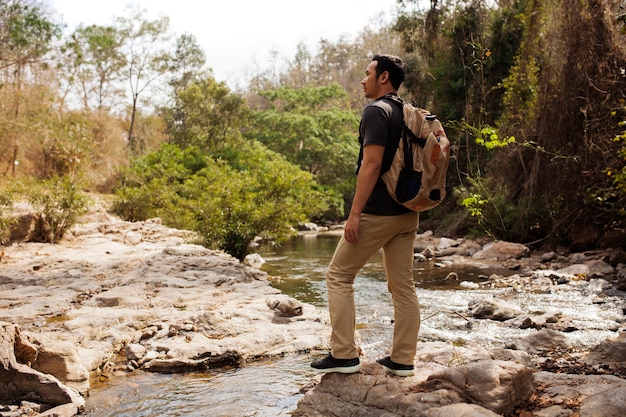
[358,94,411,216]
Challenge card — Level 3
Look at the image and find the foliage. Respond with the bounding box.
[248,83,359,217]
[58,23,126,111]
[0,181,17,245]
[112,143,330,260]
[115,7,176,152]
[0,0,62,176]
[0,0,61,67]
[164,75,250,152]
[26,175,91,243]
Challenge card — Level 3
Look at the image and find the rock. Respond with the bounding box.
[585,332,626,367]
[38,403,79,417]
[243,253,265,269]
[579,386,626,417]
[468,297,523,321]
[444,272,458,281]
[295,357,534,416]
[585,259,614,277]
[142,357,211,373]
[0,323,85,413]
[266,295,304,317]
[586,278,612,293]
[423,360,534,415]
[541,251,557,262]
[297,222,321,231]
[437,237,459,250]
[505,329,570,354]
[124,344,146,361]
[424,403,502,416]
[557,264,590,276]
[472,241,530,260]
[506,311,564,330]
[28,334,90,395]
[294,362,466,417]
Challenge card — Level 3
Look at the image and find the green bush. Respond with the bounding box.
[27,175,91,243]
[0,183,17,245]
[112,142,331,260]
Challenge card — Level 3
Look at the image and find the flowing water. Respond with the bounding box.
[84,233,623,416]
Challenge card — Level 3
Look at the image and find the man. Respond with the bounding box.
[311,54,420,377]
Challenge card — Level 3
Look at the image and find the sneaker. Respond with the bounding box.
[377,356,415,377]
[311,353,361,374]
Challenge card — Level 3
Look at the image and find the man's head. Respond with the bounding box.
[362,54,405,99]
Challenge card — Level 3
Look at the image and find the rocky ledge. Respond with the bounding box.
[0,207,329,417]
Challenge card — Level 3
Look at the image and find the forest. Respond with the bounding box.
[1,0,625,260]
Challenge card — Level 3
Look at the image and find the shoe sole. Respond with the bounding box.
[311,364,362,374]
[380,364,415,377]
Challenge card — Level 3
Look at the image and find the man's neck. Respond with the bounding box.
[376,88,397,100]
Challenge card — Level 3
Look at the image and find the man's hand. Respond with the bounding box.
[343,214,361,243]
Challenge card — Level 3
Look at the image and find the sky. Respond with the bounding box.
[50,0,400,87]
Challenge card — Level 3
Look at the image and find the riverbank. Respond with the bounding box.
[1,203,626,416]
[0,204,330,416]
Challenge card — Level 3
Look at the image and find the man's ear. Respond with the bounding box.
[379,71,389,84]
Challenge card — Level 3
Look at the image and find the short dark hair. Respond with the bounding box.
[372,54,405,90]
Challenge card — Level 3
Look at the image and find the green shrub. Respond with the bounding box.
[0,183,17,245]
[112,143,331,260]
[27,175,91,243]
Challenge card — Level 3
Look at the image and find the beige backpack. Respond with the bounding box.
[382,96,451,212]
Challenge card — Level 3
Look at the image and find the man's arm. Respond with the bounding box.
[343,144,385,243]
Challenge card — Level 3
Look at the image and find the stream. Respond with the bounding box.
[84,233,623,416]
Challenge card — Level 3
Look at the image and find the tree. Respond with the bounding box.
[0,0,60,176]
[248,83,359,217]
[164,74,250,152]
[166,33,206,96]
[250,83,359,184]
[59,24,126,111]
[116,8,173,153]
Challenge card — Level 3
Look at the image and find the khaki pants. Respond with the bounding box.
[326,212,420,365]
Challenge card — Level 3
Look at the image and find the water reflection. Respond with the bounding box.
[85,356,317,417]
[261,232,507,306]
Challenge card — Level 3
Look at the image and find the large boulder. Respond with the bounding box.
[0,322,85,413]
[294,356,534,416]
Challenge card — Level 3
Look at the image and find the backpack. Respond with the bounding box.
[382,95,451,212]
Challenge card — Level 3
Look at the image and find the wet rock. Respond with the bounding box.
[468,297,523,321]
[124,344,146,361]
[505,329,570,354]
[267,295,304,317]
[506,311,564,330]
[243,253,265,269]
[142,357,211,373]
[585,332,626,367]
[472,241,530,261]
